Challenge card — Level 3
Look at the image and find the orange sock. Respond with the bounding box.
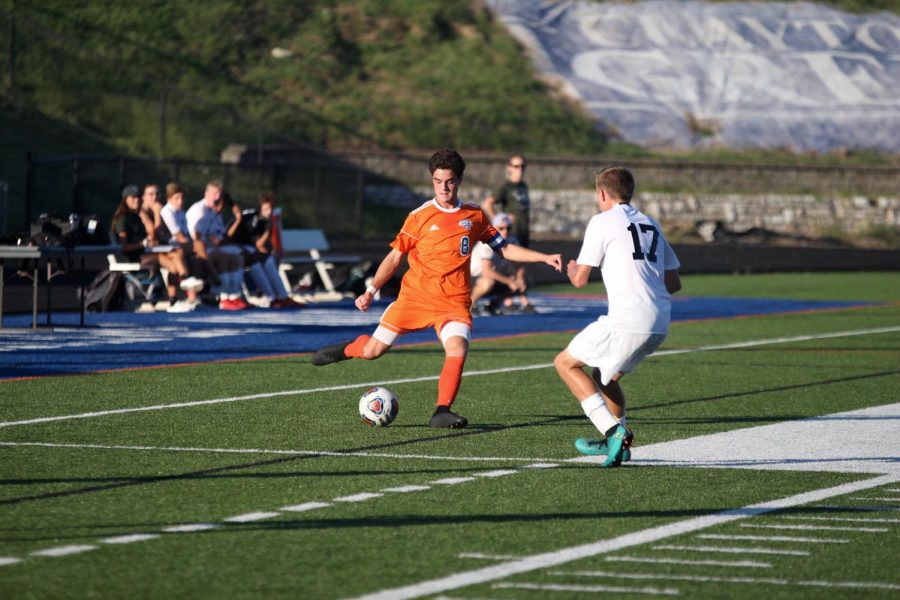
[344,335,371,359]
[436,356,465,408]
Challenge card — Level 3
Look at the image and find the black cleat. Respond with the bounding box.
[311,341,352,366]
[429,409,468,429]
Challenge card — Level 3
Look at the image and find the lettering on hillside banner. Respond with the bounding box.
[486,0,900,152]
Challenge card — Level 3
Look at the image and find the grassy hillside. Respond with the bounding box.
[1,1,897,235]
[1,1,620,161]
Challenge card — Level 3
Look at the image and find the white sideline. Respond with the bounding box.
[0,441,560,464]
[548,570,900,591]
[2,325,899,429]
[345,473,900,600]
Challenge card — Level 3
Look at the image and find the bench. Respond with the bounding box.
[106,245,176,312]
[277,228,361,301]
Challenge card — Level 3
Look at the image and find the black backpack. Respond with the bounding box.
[81,270,125,312]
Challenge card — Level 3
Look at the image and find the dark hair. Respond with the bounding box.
[428,148,466,177]
[258,190,276,206]
[110,197,136,232]
[595,166,635,202]
[165,182,185,199]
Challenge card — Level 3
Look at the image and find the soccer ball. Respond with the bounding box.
[358,386,398,427]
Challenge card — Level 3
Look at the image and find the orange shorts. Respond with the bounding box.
[379,293,472,341]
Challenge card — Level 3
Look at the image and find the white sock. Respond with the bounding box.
[580,393,619,436]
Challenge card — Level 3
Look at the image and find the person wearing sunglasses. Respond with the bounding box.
[482,155,531,248]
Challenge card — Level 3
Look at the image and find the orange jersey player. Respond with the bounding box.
[312,148,562,428]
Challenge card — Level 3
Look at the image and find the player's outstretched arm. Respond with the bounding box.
[500,243,562,272]
[356,248,404,312]
[567,260,592,288]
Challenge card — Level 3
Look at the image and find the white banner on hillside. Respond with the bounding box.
[486,0,900,153]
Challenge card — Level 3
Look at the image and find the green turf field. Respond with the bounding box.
[1,272,898,599]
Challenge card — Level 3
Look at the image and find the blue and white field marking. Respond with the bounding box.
[0,294,873,379]
[349,402,900,600]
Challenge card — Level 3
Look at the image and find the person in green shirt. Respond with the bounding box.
[482,154,531,247]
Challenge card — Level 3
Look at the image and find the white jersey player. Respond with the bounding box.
[554,167,681,468]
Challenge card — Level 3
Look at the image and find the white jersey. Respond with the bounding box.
[160,203,189,239]
[577,203,680,334]
[185,200,225,245]
[469,241,510,277]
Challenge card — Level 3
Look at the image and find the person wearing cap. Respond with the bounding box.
[470,212,535,315]
[110,184,202,312]
[482,154,531,248]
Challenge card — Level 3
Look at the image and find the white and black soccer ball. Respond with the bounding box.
[358,386,398,427]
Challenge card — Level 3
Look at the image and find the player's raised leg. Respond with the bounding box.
[311,328,392,366]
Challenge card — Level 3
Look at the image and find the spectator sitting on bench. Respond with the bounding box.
[185,180,248,311]
[141,183,164,239]
[159,182,218,300]
[470,212,535,315]
[222,191,299,309]
[111,184,201,312]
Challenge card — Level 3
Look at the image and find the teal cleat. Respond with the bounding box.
[600,424,634,468]
[574,437,632,462]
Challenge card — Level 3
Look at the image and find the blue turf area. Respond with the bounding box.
[0,294,867,380]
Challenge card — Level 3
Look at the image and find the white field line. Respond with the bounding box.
[696,533,847,543]
[494,582,680,596]
[382,485,431,493]
[814,504,900,512]
[458,553,524,561]
[161,523,218,533]
[335,493,383,503]
[30,545,96,557]
[279,501,331,512]
[101,534,159,545]
[850,497,900,502]
[346,473,899,600]
[741,523,887,533]
[551,570,900,591]
[432,477,477,485]
[223,511,281,523]
[0,441,561,464]
[15,462,540,566]
[0,558,22,566]
[604,556,771,569]
[3,325,899,429]
[780,515,900,524]
[652,544,810,556]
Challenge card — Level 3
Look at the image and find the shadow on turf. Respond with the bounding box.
[0,417,570,507]
[6,368,896,507]
[8,503,898,544]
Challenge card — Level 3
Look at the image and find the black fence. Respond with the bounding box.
[20,153,411,241]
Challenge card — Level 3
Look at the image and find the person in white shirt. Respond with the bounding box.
[160,182,218,299]
[185,181,248,311]
[470,212,532,314]
[554,166,681,468]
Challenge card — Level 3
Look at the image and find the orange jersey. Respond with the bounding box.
[391,199,506,303]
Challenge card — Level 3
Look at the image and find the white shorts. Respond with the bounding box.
[566,317,667,386]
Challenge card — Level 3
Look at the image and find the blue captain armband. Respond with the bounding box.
[488,234,507,251]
